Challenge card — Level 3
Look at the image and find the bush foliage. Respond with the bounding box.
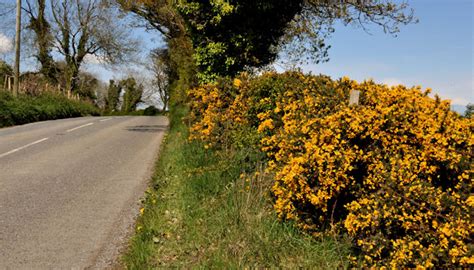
[142,105,160,116]
[0,90,99,128]
[187,72,473,268]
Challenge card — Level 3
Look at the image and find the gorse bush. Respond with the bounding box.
[0,90,99,127]
[187,72,473,268]
[187,72,309,151]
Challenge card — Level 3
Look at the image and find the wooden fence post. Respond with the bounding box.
[8,76,12,91]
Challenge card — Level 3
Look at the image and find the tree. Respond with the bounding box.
[465,104,473,118]
[24,0,59,83]
[179,0,416,81]
[127,0,415,83]
[118,0,197,103]
[49,0,136,92]
[149,48,171,111]
[21,0,137,93]
[105,79,120,112]
[53,60,98,99]
[92,79,108,108]
[120,77,143,112]
[179,0,303,82]
[75,71,98,100]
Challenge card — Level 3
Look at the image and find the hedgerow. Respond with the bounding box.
[187,72,473,268]
[0,90,100,127]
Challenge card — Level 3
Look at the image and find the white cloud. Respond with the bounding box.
[381,78,403,87]
[84,54,103,65]
[0,33,13,54]
[444,97,470,106]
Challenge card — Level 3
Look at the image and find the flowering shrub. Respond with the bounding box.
[185,76,254,149]
[187,72,473,268]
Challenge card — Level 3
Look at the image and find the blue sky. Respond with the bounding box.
[300,0,473,106]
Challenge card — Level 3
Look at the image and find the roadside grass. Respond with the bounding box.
[122,106,350,269]
[0,90,99,128]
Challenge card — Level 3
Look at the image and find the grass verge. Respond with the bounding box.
[0,90,99,128]
[122,106,350,269]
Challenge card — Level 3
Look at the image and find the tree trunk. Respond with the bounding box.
[28,0,58,84]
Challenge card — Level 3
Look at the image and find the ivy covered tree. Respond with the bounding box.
[22,0,137,93]
[123,0,415,89]
[105,79,120,112]
[24,0,59,84]
[118,0,197,102]
[150,48,172,111]
[120,77,143,113]
[178,0,303,82]
[465,104,473,118]
[179,0,415,81]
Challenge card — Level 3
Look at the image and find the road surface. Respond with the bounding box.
[0,116,168,269]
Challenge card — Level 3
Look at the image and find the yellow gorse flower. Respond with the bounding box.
[233,78,242,87]
[187,71,473,268]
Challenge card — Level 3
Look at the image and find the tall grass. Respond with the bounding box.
[0,90,99,128]
[122,106,350,269]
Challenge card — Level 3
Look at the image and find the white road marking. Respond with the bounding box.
[0,137,49,158]
[99,118,112,122]
[66,123,94,133]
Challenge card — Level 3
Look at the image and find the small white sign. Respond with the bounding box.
[349,90,360,106]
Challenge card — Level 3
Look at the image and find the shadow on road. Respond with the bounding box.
[125,125,168,133]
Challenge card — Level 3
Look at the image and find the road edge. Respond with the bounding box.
[88,116,169,269]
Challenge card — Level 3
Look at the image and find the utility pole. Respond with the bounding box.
[13,0,21,96]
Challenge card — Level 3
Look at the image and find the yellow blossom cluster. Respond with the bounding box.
[187,78,251,149]
[187,72,473,268]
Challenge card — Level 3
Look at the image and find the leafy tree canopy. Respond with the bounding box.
[121,77,144,112]
[178,0,303,82]
[125,0,416,82]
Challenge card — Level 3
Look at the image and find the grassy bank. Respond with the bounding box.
[122,106,350,269]
[0,91,99,128]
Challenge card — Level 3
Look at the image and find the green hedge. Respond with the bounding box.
[0,91,100,128]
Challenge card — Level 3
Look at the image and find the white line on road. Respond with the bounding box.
[0,137,49,158]
[66,123,94,133]
[99,118,112,122]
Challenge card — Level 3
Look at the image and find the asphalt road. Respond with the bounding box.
[0,116,168,269]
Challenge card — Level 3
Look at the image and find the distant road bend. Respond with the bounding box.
[0,116,168,269]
